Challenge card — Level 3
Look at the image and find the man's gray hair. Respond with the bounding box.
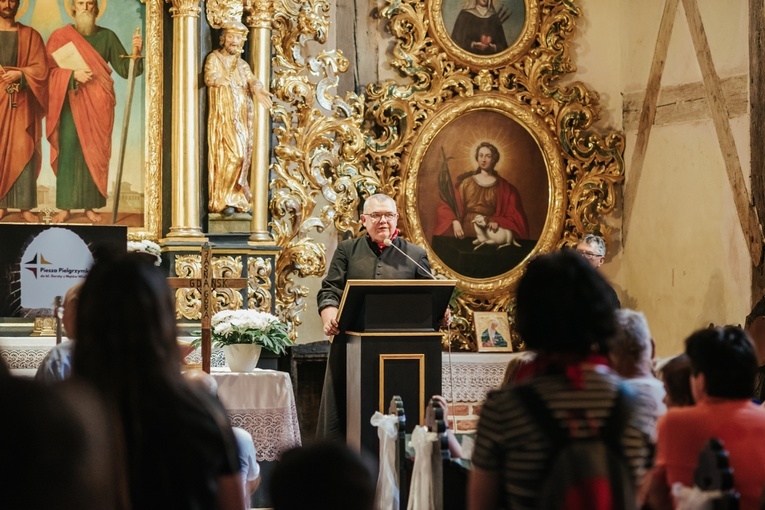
[363,193,396,213]
[582,234,606,256]
[611,309,652,364]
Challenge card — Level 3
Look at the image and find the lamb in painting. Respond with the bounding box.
[472,214,521,251]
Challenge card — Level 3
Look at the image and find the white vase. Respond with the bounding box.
[222,344,262,372]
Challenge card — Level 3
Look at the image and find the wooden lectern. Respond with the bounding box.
[336,279,456,454]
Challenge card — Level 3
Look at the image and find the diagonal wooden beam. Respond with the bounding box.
[623,0,680,241]
[682,0,763,264]
[750,0,765,297]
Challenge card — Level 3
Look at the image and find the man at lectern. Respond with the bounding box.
[316,193,433,440]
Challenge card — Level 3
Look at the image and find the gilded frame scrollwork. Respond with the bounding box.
[138,0,163,242]
[364,0,624,349]
[266,0,624,346]
[402,93,566,294]
[427,0,539,71]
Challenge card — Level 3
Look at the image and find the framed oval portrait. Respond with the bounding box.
[402,94,566,295]
[427,0,539,70]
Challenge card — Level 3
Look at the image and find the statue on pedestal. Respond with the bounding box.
[204,20,272,217]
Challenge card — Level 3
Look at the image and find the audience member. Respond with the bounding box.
[35,281,83,383]
[500,350,536,387]
[575,234,621,308]
[0,358,118,510]
[184,369,261,499]
[645,326,765,510]
[745,295,765,401]
[432,395,463,459]
[610,309,667,440]
[71,252,244,510]
[468,251,653,510]
[656,354,694,407]
[270,442,376,510]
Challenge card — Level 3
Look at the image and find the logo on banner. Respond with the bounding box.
[23,253,54,278]
[20,228,93,309]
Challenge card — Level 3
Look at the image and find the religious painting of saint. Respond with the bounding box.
[1,0,159,233]
[473,311,512,352]
[416,108,549,279]
[442,0,525,56]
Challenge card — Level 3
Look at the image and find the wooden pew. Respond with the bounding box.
[388,395,408,510]
[386,396,468,510]
[693,438,739,510]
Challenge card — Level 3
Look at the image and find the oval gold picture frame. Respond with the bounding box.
[402,93,566,297]
[427,0,539,71]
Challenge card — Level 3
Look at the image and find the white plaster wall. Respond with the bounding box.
[567,0,624,129]
[617,0,752,356]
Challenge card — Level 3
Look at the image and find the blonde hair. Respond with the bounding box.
[501,351,536,388]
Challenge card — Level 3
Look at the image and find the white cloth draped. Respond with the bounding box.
[371,411,400,510]
[407,425,436,510]
[211,368,301,461]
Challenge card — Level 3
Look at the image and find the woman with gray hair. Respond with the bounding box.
[610,309,667,441]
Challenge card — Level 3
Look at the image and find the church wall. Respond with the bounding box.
[576,0,752,357]
[300,0,753,356]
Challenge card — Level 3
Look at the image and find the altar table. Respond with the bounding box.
[211,367,302,461]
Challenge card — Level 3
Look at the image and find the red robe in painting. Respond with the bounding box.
[435,172,529,239]
[0,24,48,201]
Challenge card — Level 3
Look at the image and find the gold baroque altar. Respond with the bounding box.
[156,0,623,349]
[265,0,624,349]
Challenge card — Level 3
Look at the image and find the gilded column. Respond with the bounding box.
[245,0,274,244]
[166,0,205,241]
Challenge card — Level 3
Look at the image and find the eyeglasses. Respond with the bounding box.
[365,212,398,222]
[576,249,603,260]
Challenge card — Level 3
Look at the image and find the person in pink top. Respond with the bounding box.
[645,326,765,510]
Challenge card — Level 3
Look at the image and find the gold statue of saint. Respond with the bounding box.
[204,20,272,216]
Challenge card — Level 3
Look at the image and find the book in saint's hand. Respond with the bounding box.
[51,42,90,71]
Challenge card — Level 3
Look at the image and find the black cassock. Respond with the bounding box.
[315,235,432,440]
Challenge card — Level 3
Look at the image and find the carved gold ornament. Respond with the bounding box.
[267,0,623,348]
[248,257,273,311]
[364,0,624,349]
[205,0,243,29]
[173,254,245,319]
[269,0,370,339]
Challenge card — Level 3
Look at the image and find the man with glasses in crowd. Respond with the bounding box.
[576,234,621,308]
[316,193,433,440]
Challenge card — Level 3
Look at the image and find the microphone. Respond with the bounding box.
[383,238,437,280]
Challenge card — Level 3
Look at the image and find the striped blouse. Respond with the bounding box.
[472,365,654,510]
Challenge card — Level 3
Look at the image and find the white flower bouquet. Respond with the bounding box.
[196,309,292,355]
[127,239,162,266]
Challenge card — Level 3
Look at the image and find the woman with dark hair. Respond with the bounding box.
[72,252,244,510]
[469,250,653,510]
[657,354,694,408]
[646,327,765,510]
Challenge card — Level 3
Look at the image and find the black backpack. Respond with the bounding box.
[515,383,637,510]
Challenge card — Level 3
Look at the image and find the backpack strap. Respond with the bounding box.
[514,384,566,449]
[514,381,629,457]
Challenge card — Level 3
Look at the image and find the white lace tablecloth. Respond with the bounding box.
[211,367,302,461]
[441,352,517,403]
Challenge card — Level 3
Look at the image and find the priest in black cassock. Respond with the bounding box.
[316,193,433,440]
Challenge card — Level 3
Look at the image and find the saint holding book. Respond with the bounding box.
[46,0,142,223]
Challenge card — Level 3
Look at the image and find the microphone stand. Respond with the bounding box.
[382,238,437,280]
[383,237,457,429]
